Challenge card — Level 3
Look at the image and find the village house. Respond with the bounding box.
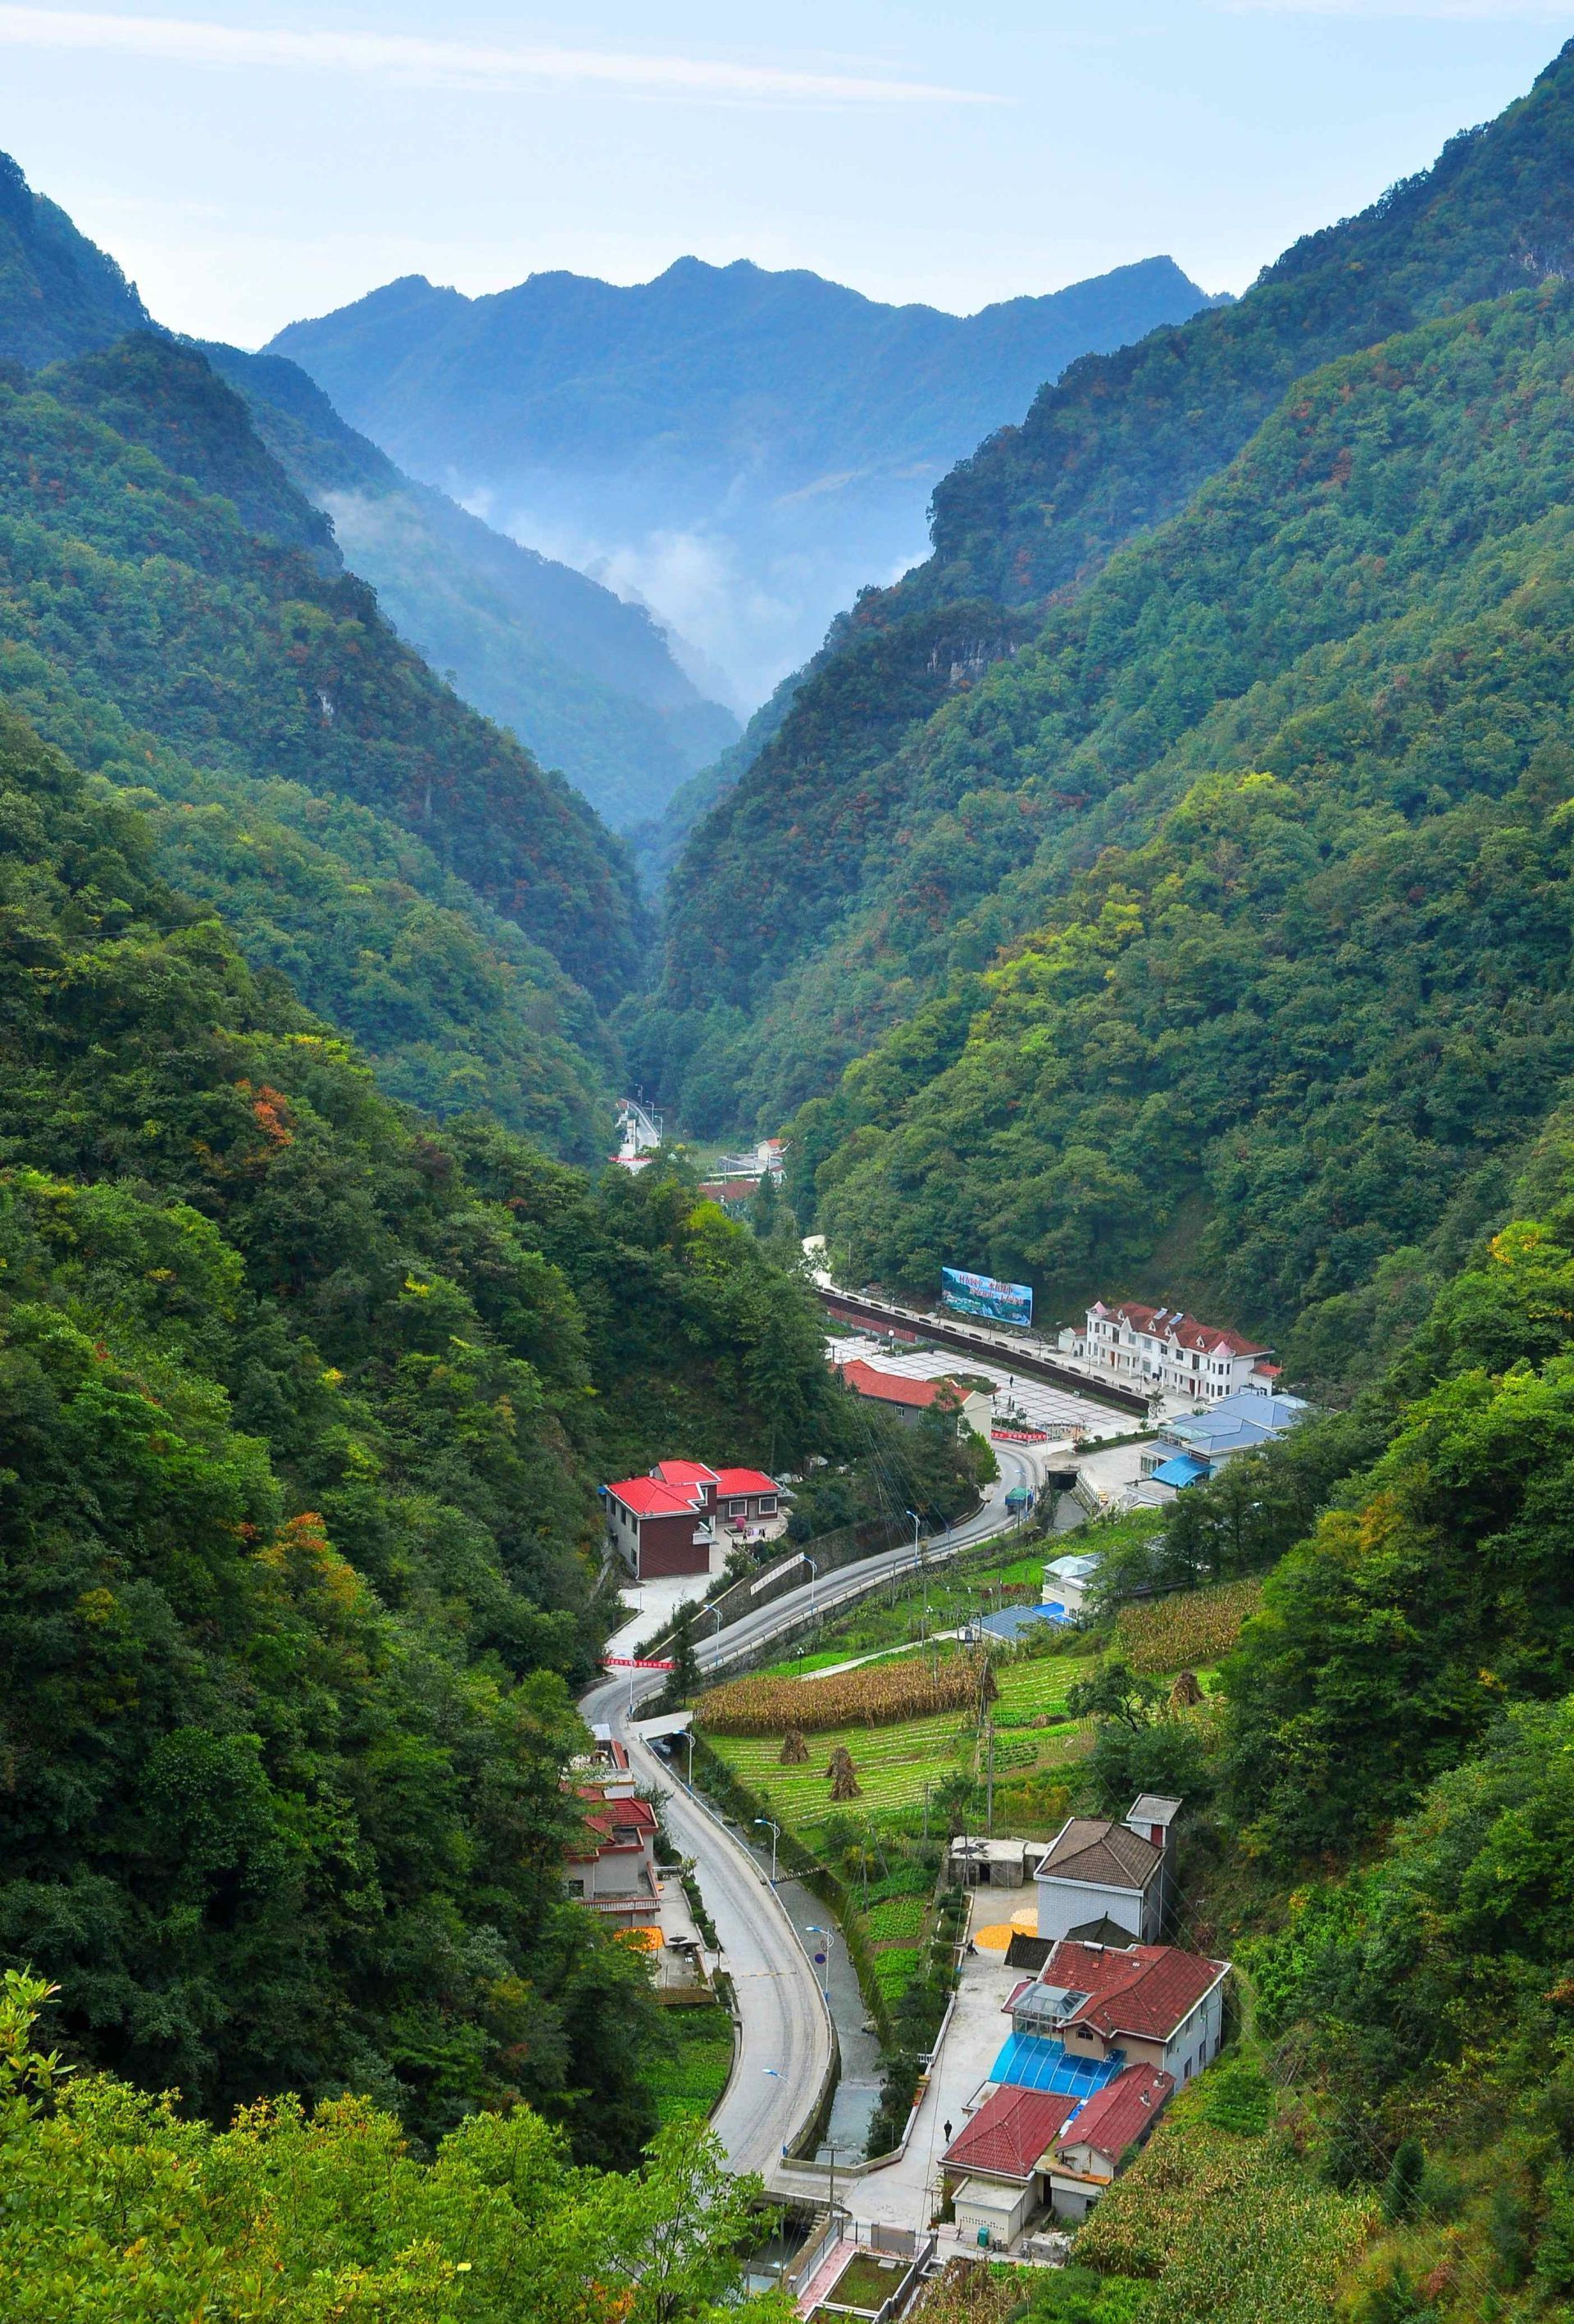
[1140,1387,1310,1493]
[940,1929,1231,2241]
[695,1177,760,1219]
[602,1458,784,1579]
[835,1356,994,1438]
[562,1791,661,1927]
[1004,1935,1230,2089]
[940,2053,1178,2240]
[1035,1797,1183,1944]
[1065,1300,1280,1403]
[946,1835,1033,1890]
[1039,1551,1100,1621]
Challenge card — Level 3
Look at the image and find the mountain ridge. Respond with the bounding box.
[266,252,1222,701]
[633,34,1574,1131]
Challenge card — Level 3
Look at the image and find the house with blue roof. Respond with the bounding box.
[1140,1388,1309,1492]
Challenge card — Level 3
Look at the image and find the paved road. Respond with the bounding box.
[694,1445,1041,1676]
[579,1450,1044,2185]
[579,1661,835,2179]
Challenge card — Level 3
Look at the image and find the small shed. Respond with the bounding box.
[953,2176,1034,2249]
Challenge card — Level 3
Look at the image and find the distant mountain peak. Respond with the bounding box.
[269,251,1218,702]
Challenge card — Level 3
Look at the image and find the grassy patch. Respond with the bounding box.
[826,2253,912,2310]
[651,2003,735,2127]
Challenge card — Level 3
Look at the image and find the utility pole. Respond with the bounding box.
[985,1718,995,1834]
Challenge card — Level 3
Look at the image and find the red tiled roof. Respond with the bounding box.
[714,1467,779,1497]
[698,1180,757,1202]
[839,1359,962,1410]
[653,1459,719,1488]
[1056,2065,1173,2163]
[606,1476,703,1518]
[575,1798,658,1849]
[1093,1300,1269,1360]
[942,2085,1079,2180]
[1046,1939,1227,2042]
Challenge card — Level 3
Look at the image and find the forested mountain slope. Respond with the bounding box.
[0,329,647,1146]
[0,709,838,2154]
[0,144,737,834]
[788,285,1574,1379]
[639,38,1574,1128]
[269,253,1219,703]
[204,342,739,831]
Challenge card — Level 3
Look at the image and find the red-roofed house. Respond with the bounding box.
[939,2086,1080,2247]
[835,1357,994,1438]
[939,2062,1182,2240]
[1046,2064,1174,2218]
[603,1459,784,1577]
[1072,1300,1277,1401]
[563,1793,660,1925]
[1008,1936,1230,2085]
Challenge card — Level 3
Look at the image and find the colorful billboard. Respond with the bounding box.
[941,1267,1033,1329]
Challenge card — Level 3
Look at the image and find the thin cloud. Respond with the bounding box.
[1226,1,1573,17]
[0,6,998,104]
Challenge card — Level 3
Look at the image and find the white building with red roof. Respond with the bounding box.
[562,1792,661,1925]
[602,1457,784,1579]
[1073,1299,1277,1403]
[939,2053,1180,2240]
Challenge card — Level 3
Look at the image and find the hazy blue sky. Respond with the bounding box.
[2,1,1572,344]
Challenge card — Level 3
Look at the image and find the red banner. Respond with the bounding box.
[603,1654,676,1670]
[992,1426,1049,1442]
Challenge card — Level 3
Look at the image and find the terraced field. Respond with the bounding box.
[712,1708,972,1839]
[707,1649,1097,1844]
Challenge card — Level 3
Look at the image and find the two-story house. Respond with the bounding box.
[562,1791,661,1927]
[1005,1936,1230,2090]
[1035,1797,1183,1943]
[1069,1300,1278,1402]
[602,1458,783,1578]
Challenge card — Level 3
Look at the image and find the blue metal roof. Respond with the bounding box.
[1151,1454,1208,1488]
[990,2031,1124,2098]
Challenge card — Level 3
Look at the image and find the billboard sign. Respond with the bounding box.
[941,1266,1033,1329]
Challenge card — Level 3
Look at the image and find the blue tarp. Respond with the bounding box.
[1151,1454,1208,1488]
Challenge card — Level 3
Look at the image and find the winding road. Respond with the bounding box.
[578,1448,1048,2185]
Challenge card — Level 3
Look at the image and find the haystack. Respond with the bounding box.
[826,1744,862,1800]
[1169,1670,1203,1709]
[780,1726,808,1764]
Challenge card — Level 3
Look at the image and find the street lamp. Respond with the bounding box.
[806,1922,835,2002]
[755,1816,781,1883]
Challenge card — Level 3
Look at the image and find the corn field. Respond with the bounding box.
[1117,1578,1263,1674]
[1076,2089,1373,2323]
[695,1651,992,1736]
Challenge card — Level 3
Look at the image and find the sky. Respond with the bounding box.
[2,0,1572,347]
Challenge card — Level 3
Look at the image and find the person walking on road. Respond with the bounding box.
[944,2120,953,2145]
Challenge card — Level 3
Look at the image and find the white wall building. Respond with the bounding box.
[1069,1300,1278,1403]
[1035,1798,1183,1944]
